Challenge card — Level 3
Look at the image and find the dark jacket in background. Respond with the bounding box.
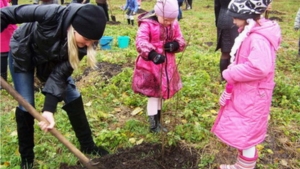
[72,0,90,4]
[214,0,235,29]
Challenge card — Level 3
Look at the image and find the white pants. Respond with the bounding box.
[147,97,162,116]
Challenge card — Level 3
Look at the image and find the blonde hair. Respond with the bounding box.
[67,26,98,70]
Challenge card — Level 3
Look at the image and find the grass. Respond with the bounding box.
[1,0,300,168]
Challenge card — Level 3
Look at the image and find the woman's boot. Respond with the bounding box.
[62,96,109,156]
[15,107,34,169]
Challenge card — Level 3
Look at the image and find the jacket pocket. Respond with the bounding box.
[233,82,274,117]
[253,82,275,116]
[10,34,34,72]
[233,83,256,116]
[132,57,160,97]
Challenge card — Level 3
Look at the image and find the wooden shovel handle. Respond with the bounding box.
[0,77,98,169]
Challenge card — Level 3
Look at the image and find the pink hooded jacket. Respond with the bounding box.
[0,0,17,53]
[211,18,281,150]
[132,12,186,99]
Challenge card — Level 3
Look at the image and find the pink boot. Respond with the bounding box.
[219,151,258,169]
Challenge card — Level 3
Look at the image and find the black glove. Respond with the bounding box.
[148,50,166,64]
[164,41,179,52]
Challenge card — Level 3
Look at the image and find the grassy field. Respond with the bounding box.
[0,0,300,168]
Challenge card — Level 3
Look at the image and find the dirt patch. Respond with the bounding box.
[59,143,199,169]
[269,16,283,22]
[106,21,121,25]
[268,10,286,15]
[31,61,123,92]
[204,41,214,47]
[137,8,147,14]
[75,62,123,88]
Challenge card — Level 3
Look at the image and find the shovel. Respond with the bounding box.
[0,77,99,169]
[107,0,116,22]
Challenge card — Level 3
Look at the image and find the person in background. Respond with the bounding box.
[96,0,109,21]
[0,0,17,89]
[185,0,192,10]
[123,0,138,26]
[1,4,108,168]
[71,0,89,4]
[33,0,58,5]
[294,7,300,59]
[132,0,186,133]
[214,0,238,81]
[137,0,141,9]
[211,0,281,169]
[178,0,183,21]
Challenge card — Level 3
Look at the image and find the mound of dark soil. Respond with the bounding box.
[59,143,199,169]
[106,21,121,25]
[137,8,147,14]
[268,10,285,15]
[269,16,283,22]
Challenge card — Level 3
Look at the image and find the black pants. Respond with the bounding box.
[97,3,109,21]
[216,27,238,53]
[11,0,18,5]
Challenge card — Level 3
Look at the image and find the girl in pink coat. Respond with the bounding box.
[0,0,17,87]
[132,0,186,133]
[211,0,281,168]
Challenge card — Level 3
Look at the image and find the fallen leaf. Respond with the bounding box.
[129,138,136,144]
[84,101,92,107]
[165,119,171,124]
[267,149,274,154]
[280,159,288,166]
[210,109,217,115]
[201,113,210,118]
[136,139,144,145]
[10,131,17,136]
[131,107,143,116]
[0,161,10,168]
[256,144,264,151]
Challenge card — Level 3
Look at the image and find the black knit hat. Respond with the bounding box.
[72,4,107,40]
[227,0,272,20]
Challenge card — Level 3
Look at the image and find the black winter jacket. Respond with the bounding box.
[0,4,89,112]
[214,0,235,29]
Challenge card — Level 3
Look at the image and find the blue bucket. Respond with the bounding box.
[100,36,113,50]
[118,36,130,49]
